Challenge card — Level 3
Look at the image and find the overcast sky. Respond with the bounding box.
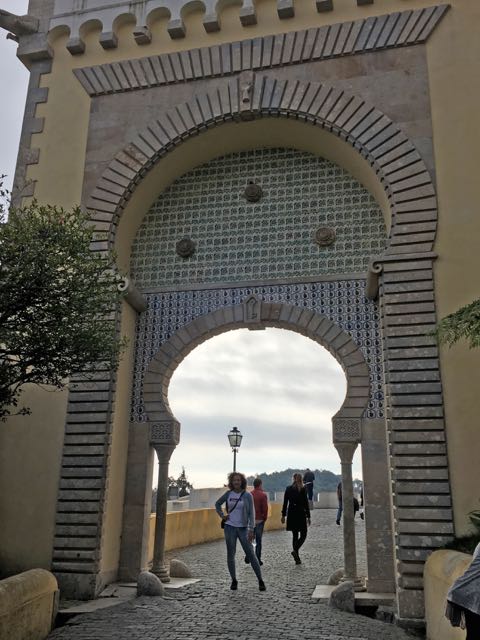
[0,0,29,193]
[167,328,362,488]
[0,6,362,488]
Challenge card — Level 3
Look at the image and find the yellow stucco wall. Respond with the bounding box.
[0,385,67,575]
[4,0,480,581]
[148,503,284,560]
[426,3,480,536]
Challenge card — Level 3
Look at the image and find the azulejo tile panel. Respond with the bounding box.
[131,280,384,423]
[130,148,387,288]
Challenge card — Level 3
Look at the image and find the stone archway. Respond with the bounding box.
[140,297,370,585]
[55,73,451,619]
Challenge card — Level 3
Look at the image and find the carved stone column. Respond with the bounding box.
[333,418,365,591]
[150,421,180,583]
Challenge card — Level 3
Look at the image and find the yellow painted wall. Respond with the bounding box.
[148,503,284,560]
[0,385,67,575]
[424,549,471,640]
[425,2,480,536]
[100,301,137,576]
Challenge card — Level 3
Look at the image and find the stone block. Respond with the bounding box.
[203,14,220,33]
[329,581,355,613]
[167,19,185,39]
[327,569,344,585]
[277,0,294,19]
[133,26,152,45]
[137,571,164,596]
[240,6,257,26]
[99,31,118,50]
[316,0,333,12]
[169,559,193,578]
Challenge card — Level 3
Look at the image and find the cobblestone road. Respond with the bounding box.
[49,510,412,640]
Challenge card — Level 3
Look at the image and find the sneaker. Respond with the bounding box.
[244,556,250,564]
[291,550,301,565]
[259,560,264,566]
[230,579,238,590]
[258,580,266,591]
[336,520,341,526]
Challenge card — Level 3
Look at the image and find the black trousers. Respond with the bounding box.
[466,610,480,640]
[292,528,307,552]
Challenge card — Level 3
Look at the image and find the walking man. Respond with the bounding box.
[246,477,268,566]
[303,468,315,509]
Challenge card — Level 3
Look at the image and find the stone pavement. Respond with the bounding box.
[49,510,412,640]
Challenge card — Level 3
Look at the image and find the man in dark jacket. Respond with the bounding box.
[303,468,315,508]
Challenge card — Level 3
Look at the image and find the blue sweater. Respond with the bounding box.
[215,490,256,531]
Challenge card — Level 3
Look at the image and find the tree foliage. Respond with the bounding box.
[168,467,194,497]
[436,299,480,349]
[247,468,363,494]
[0,187,125,419]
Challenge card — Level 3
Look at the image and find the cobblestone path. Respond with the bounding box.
[49,510,412,640]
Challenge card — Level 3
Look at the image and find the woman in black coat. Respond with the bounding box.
[281,473,311,564]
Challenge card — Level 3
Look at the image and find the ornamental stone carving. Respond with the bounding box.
[150,421,180,445]
[176,238,196,258]
[243,294,262,324]
[314,227,336,247]
[244,180,263,202]
[332,418,362,444]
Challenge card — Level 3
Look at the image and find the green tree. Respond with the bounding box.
[436,299,480,349]
[0,189,125,419]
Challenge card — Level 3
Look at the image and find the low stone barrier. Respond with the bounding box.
[424,549,472,640]
[148,503,284,560]
[0,569,58,640]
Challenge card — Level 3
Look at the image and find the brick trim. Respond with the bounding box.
[143,300,370,426]
[73,5,449,94]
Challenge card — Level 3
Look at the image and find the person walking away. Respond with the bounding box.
[446,542,480,639]
[215,472,266,592]
[282,473,311,564]
[303,468,315,509]
[245,477,268,566]
[359,487,364,520]
[336,481,342,526]
[336,482,360,525]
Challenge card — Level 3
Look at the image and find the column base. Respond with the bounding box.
[341,575,367,592]
[152,565,171,583]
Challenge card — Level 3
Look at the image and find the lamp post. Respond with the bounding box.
[228,427,243,472]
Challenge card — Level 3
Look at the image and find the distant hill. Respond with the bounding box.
[247,468,363,495]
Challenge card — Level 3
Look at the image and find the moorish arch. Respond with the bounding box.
[141,297,372,587]
[86,73,438,260]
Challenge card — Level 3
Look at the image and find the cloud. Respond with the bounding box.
[162,328,364,487]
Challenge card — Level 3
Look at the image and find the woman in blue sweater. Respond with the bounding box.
[215,472,266,592]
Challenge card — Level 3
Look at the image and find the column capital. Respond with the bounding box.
[334,441,358,464]
[152,443,176,463]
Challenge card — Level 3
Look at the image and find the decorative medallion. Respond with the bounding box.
[244,180,263,202]
[314,226,336,247]
[176,237,196,258]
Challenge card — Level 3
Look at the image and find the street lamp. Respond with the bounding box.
[228,427,243,472]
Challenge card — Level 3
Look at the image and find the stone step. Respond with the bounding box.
[311,585,395,607]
